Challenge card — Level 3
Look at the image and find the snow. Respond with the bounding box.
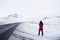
[0,14,60,40]
[9,17,60,40]
[0,14,25,25]
[0,14,39,25]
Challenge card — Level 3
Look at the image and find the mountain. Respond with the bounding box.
[5,14,18,19]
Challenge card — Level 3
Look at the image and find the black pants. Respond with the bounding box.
[38,29,43,36]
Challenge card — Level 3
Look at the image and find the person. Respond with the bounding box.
[38,20,43,36]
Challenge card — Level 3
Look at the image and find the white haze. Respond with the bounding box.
[0,0,60,20]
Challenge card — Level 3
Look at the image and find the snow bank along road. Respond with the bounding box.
[0,22,20,40]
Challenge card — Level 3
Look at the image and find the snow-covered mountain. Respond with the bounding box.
[0,13,23,25]
[0,14,60,25]
[5,14,18,19]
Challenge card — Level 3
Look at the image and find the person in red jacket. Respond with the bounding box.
[38,20,43,36]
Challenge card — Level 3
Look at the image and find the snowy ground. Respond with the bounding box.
[8,21,60,40]
[0,16,60,40]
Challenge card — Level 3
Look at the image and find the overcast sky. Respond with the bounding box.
[0,0,60,19]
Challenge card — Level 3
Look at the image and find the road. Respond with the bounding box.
[0,22,20,40]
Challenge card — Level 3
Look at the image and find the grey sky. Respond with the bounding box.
[0,0,60,19]
[0,0,32,17]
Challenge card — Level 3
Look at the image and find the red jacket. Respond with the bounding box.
[39,24,43,30]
